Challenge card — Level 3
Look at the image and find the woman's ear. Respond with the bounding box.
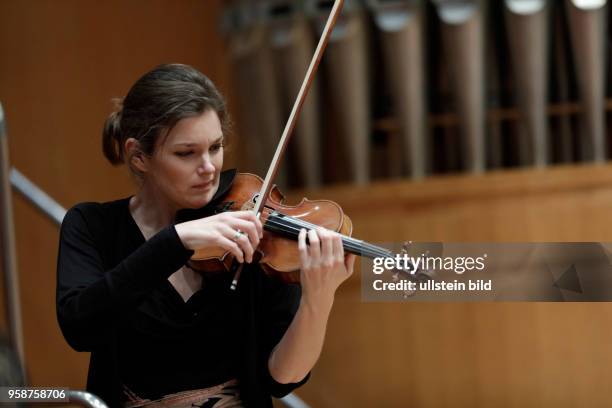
[125,138,148,173]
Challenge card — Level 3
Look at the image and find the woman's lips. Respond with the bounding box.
[193,180,213,189]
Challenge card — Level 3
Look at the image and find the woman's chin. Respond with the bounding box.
[183,192,215,209]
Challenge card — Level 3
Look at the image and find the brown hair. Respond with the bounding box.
[102,63,230,174]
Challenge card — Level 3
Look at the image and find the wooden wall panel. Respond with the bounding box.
[287,164,612,407]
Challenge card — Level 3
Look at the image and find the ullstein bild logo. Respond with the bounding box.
[371,253,487,275]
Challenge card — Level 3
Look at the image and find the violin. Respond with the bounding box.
[187,172,406,284]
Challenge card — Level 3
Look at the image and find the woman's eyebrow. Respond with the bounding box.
[172,136,224,147]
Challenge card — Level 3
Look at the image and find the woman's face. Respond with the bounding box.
[141,109,224,210]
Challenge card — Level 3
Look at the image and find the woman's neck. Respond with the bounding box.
[129,184,177,240]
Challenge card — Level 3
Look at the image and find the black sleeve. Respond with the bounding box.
[260,279,310,398]
[56,204,193,352]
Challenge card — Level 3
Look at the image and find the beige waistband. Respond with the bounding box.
[122,379,242,408]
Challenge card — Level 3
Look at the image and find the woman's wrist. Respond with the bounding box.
[299,291,334,317]
[174,222,194,250]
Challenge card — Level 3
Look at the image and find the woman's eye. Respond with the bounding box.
[175,151,193,157]
[210,144,223,152]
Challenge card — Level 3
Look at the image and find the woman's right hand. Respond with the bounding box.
[174,211,263,263]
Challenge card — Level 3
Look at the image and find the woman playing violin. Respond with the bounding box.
[56,63,356,408]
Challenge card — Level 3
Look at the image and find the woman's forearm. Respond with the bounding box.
[268,228,356,384]
[267,294,334,384]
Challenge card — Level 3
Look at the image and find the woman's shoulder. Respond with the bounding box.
[68,196,130,214]
[62,197,131,233]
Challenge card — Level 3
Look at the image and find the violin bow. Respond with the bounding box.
[231,0,345,290]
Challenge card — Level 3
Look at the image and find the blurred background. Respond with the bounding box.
[1,0,612,406]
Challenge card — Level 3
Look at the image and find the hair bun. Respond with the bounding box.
[102,110,124,165]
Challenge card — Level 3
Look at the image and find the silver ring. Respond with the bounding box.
[232,229,243,241]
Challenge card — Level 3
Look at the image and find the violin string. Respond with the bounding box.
[264,215,376,256]
[269,213,392,257]
[272,215,391,257]
[264,216,420,274]
[265,211,368,251]
[264,218,371,256]
[264,222,392,261]
[260,208,394,259]
[260,209,393,258]
[263,214,392,259]
[268,214,393,258]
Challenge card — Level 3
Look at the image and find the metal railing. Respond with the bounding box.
[0,102,24,368]
[10,168,66,225]
[66,390,109,408]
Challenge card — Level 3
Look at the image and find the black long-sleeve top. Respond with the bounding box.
[56,169,308,407]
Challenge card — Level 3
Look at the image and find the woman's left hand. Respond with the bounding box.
[298,227,356,306]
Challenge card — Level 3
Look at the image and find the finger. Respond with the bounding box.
[226,225,255,263]
[230,211,261,232]
[236,232,254,263]
[255,215,263,239]
[221,224,252,263]
[332,232,344,262]
[307,229,321,262]
[234,210,263,239]
[298,229,309,268]
[235,211,263,241]
[217,235,244,263]
[228,210,256,220]
[228,218,260,248]
[318,227,334,267]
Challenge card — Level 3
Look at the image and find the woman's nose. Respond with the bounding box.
[197,155,216,175]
